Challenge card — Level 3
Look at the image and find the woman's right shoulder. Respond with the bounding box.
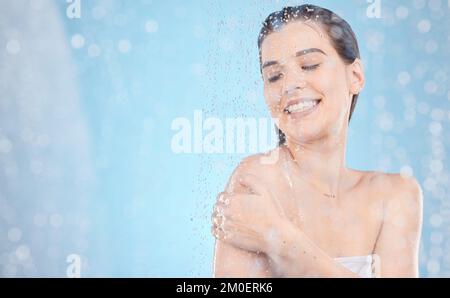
[236,147,283,175]
[224,147,283,193]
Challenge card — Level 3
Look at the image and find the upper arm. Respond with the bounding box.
[212,154,273,278]
[373,175,423,277]
[213,240,272,277]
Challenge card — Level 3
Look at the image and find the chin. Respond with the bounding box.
[283,126,325,144]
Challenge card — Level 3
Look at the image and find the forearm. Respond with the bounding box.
[265,221,360,278]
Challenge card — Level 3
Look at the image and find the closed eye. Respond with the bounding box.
[267,64,319,83]
[268,73,283,83]
[302,64,320,71]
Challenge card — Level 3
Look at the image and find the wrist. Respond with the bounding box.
[279,220,303,259]
[264,219,302,261]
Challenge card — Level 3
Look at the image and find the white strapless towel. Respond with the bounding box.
[333,254,380,278]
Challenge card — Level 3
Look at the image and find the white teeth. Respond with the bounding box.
[286,100,320,113]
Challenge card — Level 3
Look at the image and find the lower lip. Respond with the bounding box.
[286,101,321,120]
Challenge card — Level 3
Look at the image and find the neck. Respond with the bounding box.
[284,125,350,197]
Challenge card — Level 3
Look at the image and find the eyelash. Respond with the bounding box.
[267,64,320,83]
[302,64,320,71]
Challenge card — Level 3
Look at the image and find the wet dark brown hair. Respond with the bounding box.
[258,4,361,145]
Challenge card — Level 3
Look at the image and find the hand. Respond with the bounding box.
[211,173,288,254]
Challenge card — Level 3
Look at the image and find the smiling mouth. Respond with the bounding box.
[283,99,322,114]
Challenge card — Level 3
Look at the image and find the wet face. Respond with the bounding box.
[260,21,363,144]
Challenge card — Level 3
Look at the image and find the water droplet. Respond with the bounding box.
[117,39,131,53]
[71,34,85,49]
[145,20,159,33]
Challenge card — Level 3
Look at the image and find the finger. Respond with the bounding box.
[237,176,286,218]
[210,205,218,222]
[212,202,229,226]
[211,209,222,227]
[211,223,226,241]
[213,201,227,215]
[216,191,227,204]
[237,173,269,196]
[214,199,241,220]
[217,191,231,205]
[211,224,220,239]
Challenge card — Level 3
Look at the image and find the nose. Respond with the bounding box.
[282,69,307,97]
[285,85,304,97]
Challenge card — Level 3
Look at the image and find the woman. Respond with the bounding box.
[211,4,423,278]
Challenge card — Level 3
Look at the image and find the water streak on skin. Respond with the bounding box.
[279,148,308,228]
[282,157,294,189]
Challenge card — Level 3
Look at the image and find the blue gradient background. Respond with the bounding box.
[0,0,449,277]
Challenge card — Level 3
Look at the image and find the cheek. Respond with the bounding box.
[312,65,335,95]
[264,85,282,112]
[314,63,349,106]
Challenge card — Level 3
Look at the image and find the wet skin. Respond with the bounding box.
[212,21,423,277]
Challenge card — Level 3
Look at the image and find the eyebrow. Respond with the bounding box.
[261,48,326,69]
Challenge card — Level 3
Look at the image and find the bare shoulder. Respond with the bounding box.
[365,170,423,215]
[368,171,422,198]
[238,147,283,172]
[224,147,282,193]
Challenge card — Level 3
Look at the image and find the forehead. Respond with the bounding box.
[260,21,334,62]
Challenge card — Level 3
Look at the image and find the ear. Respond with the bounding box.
[348,58,365,96]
